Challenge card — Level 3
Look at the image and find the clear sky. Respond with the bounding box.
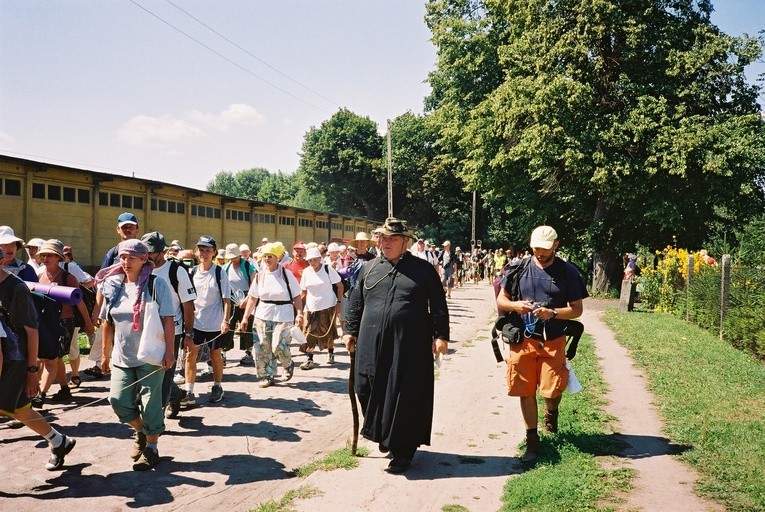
[1,1,763,191]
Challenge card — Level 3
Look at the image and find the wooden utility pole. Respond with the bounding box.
[387,119,393,218]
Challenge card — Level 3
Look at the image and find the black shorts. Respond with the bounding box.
[0,360,31,416]
[192,329,225,351]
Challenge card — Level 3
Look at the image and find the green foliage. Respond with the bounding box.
[249,485,321,512]
[722,266,765,360]
[604,309,765,511]
[298,108,386,218]
[735,216,765,267]
[207,167,273,200]
[425,0,765,285]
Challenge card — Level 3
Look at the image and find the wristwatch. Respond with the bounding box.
[27,365,39,373]
[184,332,195,340]
[551,309,558,318]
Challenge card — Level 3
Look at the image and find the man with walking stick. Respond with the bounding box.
[343,217,449,474]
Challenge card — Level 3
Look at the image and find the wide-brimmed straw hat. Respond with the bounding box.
[349,232,375,248]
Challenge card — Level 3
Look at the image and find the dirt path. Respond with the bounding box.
[584,300,723,512]
[0,284,722,511]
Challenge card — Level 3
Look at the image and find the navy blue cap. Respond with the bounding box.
[196,235,217,248]
[117,212,138,227]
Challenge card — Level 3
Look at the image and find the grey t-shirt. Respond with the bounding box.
[100,276,174,368]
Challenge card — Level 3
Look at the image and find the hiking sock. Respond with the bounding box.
[146,442,158,453]
[44,428,64,449]
[186,383,195,395]
[307,354,314,362]
[526,428,538,437]
[214,381,222,387]
[327,349,334,355]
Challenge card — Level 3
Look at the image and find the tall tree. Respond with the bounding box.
[206,167,272,200]
[298,108,386,219]
[426,0,765,291]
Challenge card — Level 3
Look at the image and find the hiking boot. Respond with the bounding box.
[45,435,76,471]
[50,387,72,403]
[209,384,224,403]
[133,447,159,471]
[31,392,46,409]
[259,376,275,388]
[173,372,185,385]
[130,431,147,461]
[544,409,559,434]
[165,390,185,419]
[521,431,540,464]
[239,352,255,366]
[284,361,295,381]
[328,353,335,364]
[179,392,197,408]
[300,360,316,370]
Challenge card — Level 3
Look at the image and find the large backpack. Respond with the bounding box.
[31,291,67,360]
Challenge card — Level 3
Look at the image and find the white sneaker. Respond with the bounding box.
[173,373,185,385]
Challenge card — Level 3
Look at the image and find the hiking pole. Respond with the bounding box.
[348,345,359,455]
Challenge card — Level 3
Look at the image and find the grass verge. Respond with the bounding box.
[249,485,321,512]
[292,446,369,478]
[603,309,765,512]
[500,333,634,511]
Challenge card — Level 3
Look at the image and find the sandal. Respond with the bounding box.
[69,375,82,388]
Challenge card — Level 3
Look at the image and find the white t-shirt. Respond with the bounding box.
[248,266,300,323]
[191,264,231,332]
[225,260,255,306]
[153,261,197,335]
[300,264,341,312]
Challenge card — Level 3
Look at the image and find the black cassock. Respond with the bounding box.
[345,251,449,452]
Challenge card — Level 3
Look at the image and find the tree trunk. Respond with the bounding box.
[591,195,622,294]
[593,255,621,294]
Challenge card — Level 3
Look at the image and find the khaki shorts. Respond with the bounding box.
[506,335,568,398]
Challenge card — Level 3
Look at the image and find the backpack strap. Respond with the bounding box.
[215,265,223,302]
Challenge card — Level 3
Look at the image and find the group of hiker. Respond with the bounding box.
[1,211,586,475]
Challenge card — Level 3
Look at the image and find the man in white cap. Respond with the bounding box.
[496,225,588,464]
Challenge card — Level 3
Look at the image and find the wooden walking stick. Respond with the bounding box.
[348,343,359,455]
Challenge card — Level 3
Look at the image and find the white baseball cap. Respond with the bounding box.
[530,226,558,249]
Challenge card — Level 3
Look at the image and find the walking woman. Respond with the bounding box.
[182,235,231,406]
[97,239,175,471]
[33,239,95,408]
[242,242,301,388]
[299,247,343,369]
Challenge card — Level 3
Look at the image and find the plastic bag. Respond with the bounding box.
[565,360,583,394]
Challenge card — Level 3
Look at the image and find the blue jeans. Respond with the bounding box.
[109,363,166,436]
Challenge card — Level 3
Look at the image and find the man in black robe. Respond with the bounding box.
[343,217,449,474]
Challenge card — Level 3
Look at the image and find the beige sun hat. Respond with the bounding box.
[349,231,375,248]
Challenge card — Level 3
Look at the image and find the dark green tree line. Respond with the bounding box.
[425,0,765,290]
